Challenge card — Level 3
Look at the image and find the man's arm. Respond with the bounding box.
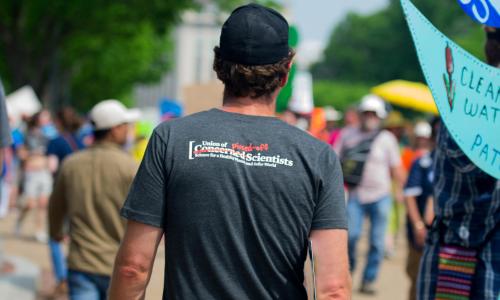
[48,167,67,241]
[108,220,164,300]
[405,195,424,227]
[391,165,406,203]
[405,195,427,247]
[310,229,351,300]
[424,196,435,225]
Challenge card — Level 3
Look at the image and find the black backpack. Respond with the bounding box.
[340,131,380,189]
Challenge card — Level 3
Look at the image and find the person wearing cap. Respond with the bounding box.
[334,94,405,295]
[417,27,500,300]
[48,99,138,299]
[403,121,436,300]
[109,4,350,300]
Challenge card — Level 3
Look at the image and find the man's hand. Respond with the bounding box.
[309,229,351,300]
[391,166,407,203]
[394,189,405,204]
[413,222,427,248]
[108,220,164,300]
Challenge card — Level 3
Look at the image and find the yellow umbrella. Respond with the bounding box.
[371,80,439,115]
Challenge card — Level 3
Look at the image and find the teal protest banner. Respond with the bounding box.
[401,0,500,179]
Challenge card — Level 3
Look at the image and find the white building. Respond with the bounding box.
[133,5,224,108]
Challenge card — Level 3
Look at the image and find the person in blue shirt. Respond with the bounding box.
[403,120,438,300]
[47,108,85,167]
[46,107,85,297]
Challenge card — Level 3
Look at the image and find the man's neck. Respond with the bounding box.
[94,136,119,146]
[222,95,277,117]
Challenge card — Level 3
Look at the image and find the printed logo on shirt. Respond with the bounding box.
[188,141,294,168]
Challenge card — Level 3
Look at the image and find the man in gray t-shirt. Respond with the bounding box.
[109,4,351,300]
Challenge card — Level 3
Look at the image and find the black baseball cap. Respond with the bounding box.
[218,3,290,66]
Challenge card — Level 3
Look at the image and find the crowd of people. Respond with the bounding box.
[0,3,498,300]
[0,84,440,299]
[0,100,142,294]
[280,94,439,298]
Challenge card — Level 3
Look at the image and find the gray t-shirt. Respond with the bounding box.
[0,80,11,148]
[122,108,347,300]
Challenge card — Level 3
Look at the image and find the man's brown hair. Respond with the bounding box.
[213,47,294,102]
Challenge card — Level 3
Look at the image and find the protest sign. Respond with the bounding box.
[402,0,500,179]
[457,0,500,28]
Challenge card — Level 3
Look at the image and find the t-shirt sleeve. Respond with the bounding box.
[46,139,58,157]
[121,130,168,228]
[384,132,402,168]
[404,160,423,197]
[311,148,348,230]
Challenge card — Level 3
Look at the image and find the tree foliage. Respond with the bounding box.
[312,0,485,85]
[0,1,200,110]
[313,80,371,112]
[0,0,269,111]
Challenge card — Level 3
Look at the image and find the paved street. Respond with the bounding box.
[0,211,409,300]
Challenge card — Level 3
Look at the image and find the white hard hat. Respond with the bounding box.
[90,100,141,130]
[359,94,387,119]
[414,121,432,138]
[324,106,343,121]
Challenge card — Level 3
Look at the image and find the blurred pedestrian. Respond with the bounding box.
[47,107,85,172]
[46,107,86,297]
[324,106,343,145]
[332,106,359,149]
[404,121,435,300]
[383,111,408,259]
[15,110,53,242]
[334,95,406,295]
[109,4,350,300]
[343,106,360,129]
[401,119,433,172]
[5,113,25,214]
[48,100,138,300]
[0,78,14,274]
[417,27,500,300]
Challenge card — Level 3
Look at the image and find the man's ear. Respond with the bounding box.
[108,126,118,140]
[280,60,293,87]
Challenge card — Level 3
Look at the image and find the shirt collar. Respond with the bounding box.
[92,141,123,151]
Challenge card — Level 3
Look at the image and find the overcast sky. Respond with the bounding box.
[288,0,389,42]
[282,0,390,66]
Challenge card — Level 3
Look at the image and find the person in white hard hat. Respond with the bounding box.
[414,122,432,152]
[48,99,139,300]
[334,94,406,295]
